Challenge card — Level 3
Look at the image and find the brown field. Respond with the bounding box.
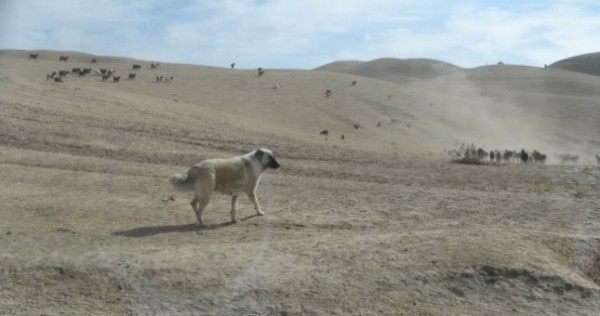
[1,49,600,315]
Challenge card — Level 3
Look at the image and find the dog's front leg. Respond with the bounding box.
[247,191,265,216]
[230,194,239,223]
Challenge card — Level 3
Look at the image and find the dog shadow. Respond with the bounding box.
[112,214,260,238]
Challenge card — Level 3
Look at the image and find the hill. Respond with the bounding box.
[316,57,463,84]
[550,52,600,76]
[1,49,600,315]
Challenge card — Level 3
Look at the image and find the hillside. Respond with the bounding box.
[316,57,463,84]
[1,49,600,315]
[550,52,600,77]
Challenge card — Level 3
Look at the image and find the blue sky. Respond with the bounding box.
[1,0,600,69]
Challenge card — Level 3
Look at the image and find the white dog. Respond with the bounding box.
[170,148,280,225]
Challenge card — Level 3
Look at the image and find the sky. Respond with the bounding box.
[1,0,600,69]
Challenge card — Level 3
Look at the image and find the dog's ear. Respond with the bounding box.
[255,149,264,160]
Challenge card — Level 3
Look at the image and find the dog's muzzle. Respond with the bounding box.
[269,159,280,169]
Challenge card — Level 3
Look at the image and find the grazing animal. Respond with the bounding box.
[353,123,360,130]
[91,58,98,63]
[351,80,357,86]
[325,89,332,98]
[376,121,382,127]
[54,77,63,82]
[29,53,38,59]
[559,154,579,164]
[386,95,393,100]
[520,150,529,164]
[257,67,264,77]
[102,74,111,81]
[59,55,69,62]
[319,130,329,136]
[170,148,280,225]
[531,150,547,164]
[112,76,121,82]
[231,62,236,69]
[150,63,159,69]
[341,134,345,140]
[46,72,56,80]
[58,70,69,77]
[272,83,280,89]
[477,148,488,161]
[128,73,136,80]
[132,64,141,70]
[490,151,495,162]
[71,68,81,74]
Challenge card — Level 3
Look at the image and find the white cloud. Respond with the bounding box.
[1,0,599,68]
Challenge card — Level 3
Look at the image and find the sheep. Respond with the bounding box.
[102,74,111,81]
[353,123,360,130]
[132,64,141,70]
[58,70,69,77]
[150,63,159,69]
[71,68,81,74]
[325,89,332,98]
[257,67,264,77]
[112,76,121,82]
[59,55,69,62]
[128,73,136,80]
[54,77,63,82]
[46,72,55,80]
[29,53,39,59]
[319,130,329,136]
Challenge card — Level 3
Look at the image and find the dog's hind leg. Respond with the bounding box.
[230,194,239,223]
[192,171,215,226]
[190,197,204,226]
[247,191,265,216]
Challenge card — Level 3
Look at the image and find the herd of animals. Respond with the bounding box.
[29,53,172,83]
[26,52,600,165]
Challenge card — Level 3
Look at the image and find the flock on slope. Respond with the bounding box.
[26,51,600,165]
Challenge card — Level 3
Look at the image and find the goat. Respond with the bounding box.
[132,64,141,70]
[341,134,345,140]
[353,123,360,130]
[71,68,81,74]
[128,73,136,80]
[325,89,332,98]
[351,80,357,86]
[150,63,159,69]
[54,77,63,82]
[102,74,111,81]
[58,70,69,77]
[112,76,121,82]
[520,150,529,164]
[531,150,547,164]
[231,62,236,69]
[319,130,329,136]
[46,72,55,80]
[91,58,98,63]
[257,67,265,77]
[29,53,39,59]
[59,55,69,62]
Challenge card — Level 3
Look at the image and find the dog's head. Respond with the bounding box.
[254,148,280,170]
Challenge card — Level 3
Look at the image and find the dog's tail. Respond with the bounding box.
[169,173,194,191]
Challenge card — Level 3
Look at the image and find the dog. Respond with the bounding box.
[170,148,280,225]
